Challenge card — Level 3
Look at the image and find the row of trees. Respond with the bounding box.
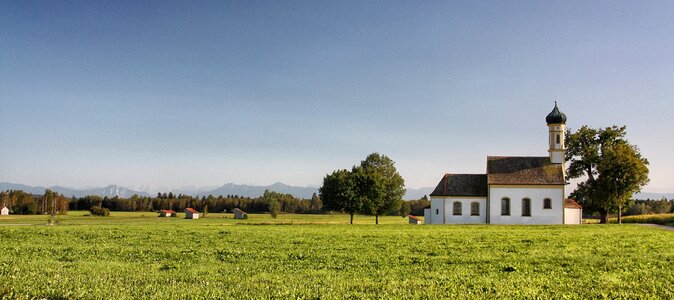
[320,153,406,224]
[626,198,673,216]
[0,190,70,215]
[68,190,323,215]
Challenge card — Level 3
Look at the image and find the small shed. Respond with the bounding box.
[563,199,583,225]
[1,206,8,216]
[185,208,200,219]
[233,208,248,219]
[408,215,422,224]
[159,210,175,217]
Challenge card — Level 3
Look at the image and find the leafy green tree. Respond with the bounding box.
[566,126,649,223]
[400,201,411,218]
[355,153,405,224]
[320,169,360,224]
[268,198,280,218]
[310,193,322,213]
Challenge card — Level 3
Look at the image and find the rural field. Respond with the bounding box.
[1,212,673,299]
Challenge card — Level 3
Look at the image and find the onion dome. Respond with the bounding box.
[546,101,567,124]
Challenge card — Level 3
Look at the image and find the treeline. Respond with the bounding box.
[68,190,324,214]
[626,198,673,216]
[0,190,70,215]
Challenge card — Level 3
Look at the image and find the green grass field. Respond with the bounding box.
[1,212,673,299]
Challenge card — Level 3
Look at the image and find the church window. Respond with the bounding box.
[544,198,552,209]
[501,198,510,216]
[436,208,439,215]
[453,202,462,215]
[470,202,480,216]
[556,134,560,144]
[522,198,531,217]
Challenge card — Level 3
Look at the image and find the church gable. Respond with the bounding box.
[487,156,565,185]
[429,174,487,197]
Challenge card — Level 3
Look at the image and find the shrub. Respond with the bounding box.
[613,213,674,225]
[89,206,110,217]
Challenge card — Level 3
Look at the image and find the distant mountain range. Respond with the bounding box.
[1,182,668,201]
[0,182,151,198]
[0,182,320,199]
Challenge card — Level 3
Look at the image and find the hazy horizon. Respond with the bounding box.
[2,1,673,192]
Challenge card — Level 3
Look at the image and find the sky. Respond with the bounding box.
[1,1,673,193]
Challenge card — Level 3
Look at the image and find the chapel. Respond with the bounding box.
[424,103,582,224]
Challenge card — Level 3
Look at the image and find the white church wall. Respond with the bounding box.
[488,185,564,224]
[423,208,431,224]
[429,196,487,224]
[430,197,445,224]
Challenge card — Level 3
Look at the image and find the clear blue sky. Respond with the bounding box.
[1,1,673,192]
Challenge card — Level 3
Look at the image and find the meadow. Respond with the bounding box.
[1,212,673,299]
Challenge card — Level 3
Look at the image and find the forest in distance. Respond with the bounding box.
[0,189,432,217]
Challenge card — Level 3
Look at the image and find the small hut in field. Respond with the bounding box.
[408,215,422,224]
[159,210,175,217]
[563,199,583,225]
[185,208,199,219]
[1,206,8,216]
[233,208,248,219]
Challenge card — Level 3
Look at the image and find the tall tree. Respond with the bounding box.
[596,143,649,223]
[320,169,359,224]
[310,193,322,213]
[354,153,406,224]
[566,125,649,223]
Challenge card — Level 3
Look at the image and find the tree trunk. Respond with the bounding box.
[618,205,622,224]
[375,214,379,225]
[350,213,354,224]
[599,210,609,224]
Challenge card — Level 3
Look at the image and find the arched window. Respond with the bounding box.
[501,198,510,216]
[470,202,480,216]
[522,198,531,217]
[453,202,462,215]
[436,208,440,215]
[544,198,552,209]
[556,134,560,144]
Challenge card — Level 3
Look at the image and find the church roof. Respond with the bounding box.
[487,156,565,185]
[546,102,567,124]
[430,174,487,197]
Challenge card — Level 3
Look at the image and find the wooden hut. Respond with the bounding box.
[233,208,248,219]
[185,208,199,219]
[408,215,422,224]
[1,206,8,216]
[159,210,175,217]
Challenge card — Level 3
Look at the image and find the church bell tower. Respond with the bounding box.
[546,102,567,164]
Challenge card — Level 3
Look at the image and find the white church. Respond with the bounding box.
[424,103,582,225]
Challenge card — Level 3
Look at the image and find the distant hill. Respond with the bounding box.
[633,192,674,200]
[202,182,318,199]
[0,182,149,198]
[404,187,434,200]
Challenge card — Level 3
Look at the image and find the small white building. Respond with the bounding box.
[427,103,574,225]
[159,210,175,217]
[1,206,8,216]
[233,208,248,219]
[185,208,199,219]
[563,199,583,225]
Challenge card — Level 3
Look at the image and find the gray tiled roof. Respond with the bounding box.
[430,174,487,197]
[487,156,565,185]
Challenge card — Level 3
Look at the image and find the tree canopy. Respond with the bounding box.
[565,125,649,223]
[320,153,405,224]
